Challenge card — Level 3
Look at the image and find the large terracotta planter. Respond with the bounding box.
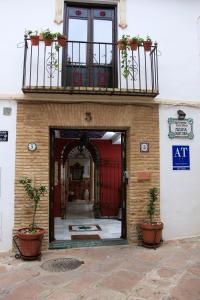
[140,222,163,248]
[16,227,45,259]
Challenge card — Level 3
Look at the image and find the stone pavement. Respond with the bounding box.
[0,237,200,300]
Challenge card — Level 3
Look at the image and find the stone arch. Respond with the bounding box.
[61,140,101,217]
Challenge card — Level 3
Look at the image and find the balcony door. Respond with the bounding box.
[63,4,117,88]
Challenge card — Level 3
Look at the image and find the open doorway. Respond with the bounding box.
[49,129,127,246]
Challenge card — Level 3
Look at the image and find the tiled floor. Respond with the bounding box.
[54,200,121,240]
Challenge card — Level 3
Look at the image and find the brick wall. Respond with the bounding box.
[15,100,160,249]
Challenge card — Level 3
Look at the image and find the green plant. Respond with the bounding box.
[25,30,38,37]
[19,177,47,231]
[145,35,152,42]
[129,35,144,45]
[118,35,130,78]
[41,29,55,40]
[147,187,158,223]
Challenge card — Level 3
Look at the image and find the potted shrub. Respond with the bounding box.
[41,29,55,46]
[55,32,67,47]
[15,177,47,259]
[143,35,153,52]
[26,30,39,46]
[128,36,143,51]
[140,187,163,248]
[117,34,129,50]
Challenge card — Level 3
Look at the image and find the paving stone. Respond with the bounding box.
[2,283,45,300]
[157,267,178,279]
[79,287,126,300]
[171,273,200,300]
[0,238,200,299]
[98,270,143,294]
[0,266,7,273]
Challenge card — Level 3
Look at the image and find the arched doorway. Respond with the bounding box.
[49,129,127,246]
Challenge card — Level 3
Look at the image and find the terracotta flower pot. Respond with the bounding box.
[128,40,138,51]
[16,227,45,259]
[143,41,152,52]
[30,36,39,46]
[140,222,163,247]
[57,35,67,47]
[117,41,127,51]
[43,38,53,46]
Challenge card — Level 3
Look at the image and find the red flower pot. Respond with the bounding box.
[140,222,163,247]
[16,227,45,259]
[57,35,67,47]
[143,41,152,52]
[30,36,39,46]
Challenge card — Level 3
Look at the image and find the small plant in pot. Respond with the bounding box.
[55,32,67,48]
[15,177,47,260]
[117,34,130,51]
[143,35,153,52]
[140,187,163,248]
[26,30,39,46]
[41,29,55,46]
[128,35,143,51]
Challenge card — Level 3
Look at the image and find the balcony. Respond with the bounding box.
[22,37,159,97]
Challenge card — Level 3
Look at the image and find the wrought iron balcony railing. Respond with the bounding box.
[22,37,159,97]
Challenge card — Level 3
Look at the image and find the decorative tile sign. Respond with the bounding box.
[0,131,8,142]
[140,142,149,152]
[168,118,194,139]
[172,145,190,170]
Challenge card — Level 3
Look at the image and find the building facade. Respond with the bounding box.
[0,0,200,251]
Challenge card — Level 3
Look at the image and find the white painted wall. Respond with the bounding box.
[123,0,200,101]
[0,0,200,245]
[0,101,16,252]
[0,0,200,101]
[160,105,200,240]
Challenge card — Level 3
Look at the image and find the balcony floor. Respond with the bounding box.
[22,86,158,97]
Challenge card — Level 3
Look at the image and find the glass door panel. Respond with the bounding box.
[68,19,87,65]
[93,20,112,65]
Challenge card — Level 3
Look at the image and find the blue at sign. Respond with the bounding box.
[172,145,190,170]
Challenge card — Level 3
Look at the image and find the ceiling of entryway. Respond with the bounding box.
[55,130,121,144]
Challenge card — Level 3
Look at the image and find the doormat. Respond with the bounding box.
[71,234,101,240]
[69,224,102,232]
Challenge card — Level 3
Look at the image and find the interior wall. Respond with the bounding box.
[53,138,121,217]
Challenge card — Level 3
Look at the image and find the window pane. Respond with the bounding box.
[68,19,87,64]
[93,20,112,64]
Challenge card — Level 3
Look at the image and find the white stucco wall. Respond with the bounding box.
[0,101,16,252]
[0,0,200,101]
[0,0,200,246]
[160,104,200,240]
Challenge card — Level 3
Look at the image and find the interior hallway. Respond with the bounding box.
[54,200,121,240]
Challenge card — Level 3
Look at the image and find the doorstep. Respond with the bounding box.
[49,238,128,249]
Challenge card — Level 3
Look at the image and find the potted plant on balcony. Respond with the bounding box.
[26,30,39,46]
[140,187,163,248]
[117,34,129,50]
[128,35,143,51]
[14,177,47,260]
[41,29,55,46]
[143,35,153,52]
[55,32,67,47]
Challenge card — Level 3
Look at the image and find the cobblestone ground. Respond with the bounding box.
[0,237,200,299]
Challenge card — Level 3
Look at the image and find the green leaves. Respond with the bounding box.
[19,177,47,229]
[147,187,158,223]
